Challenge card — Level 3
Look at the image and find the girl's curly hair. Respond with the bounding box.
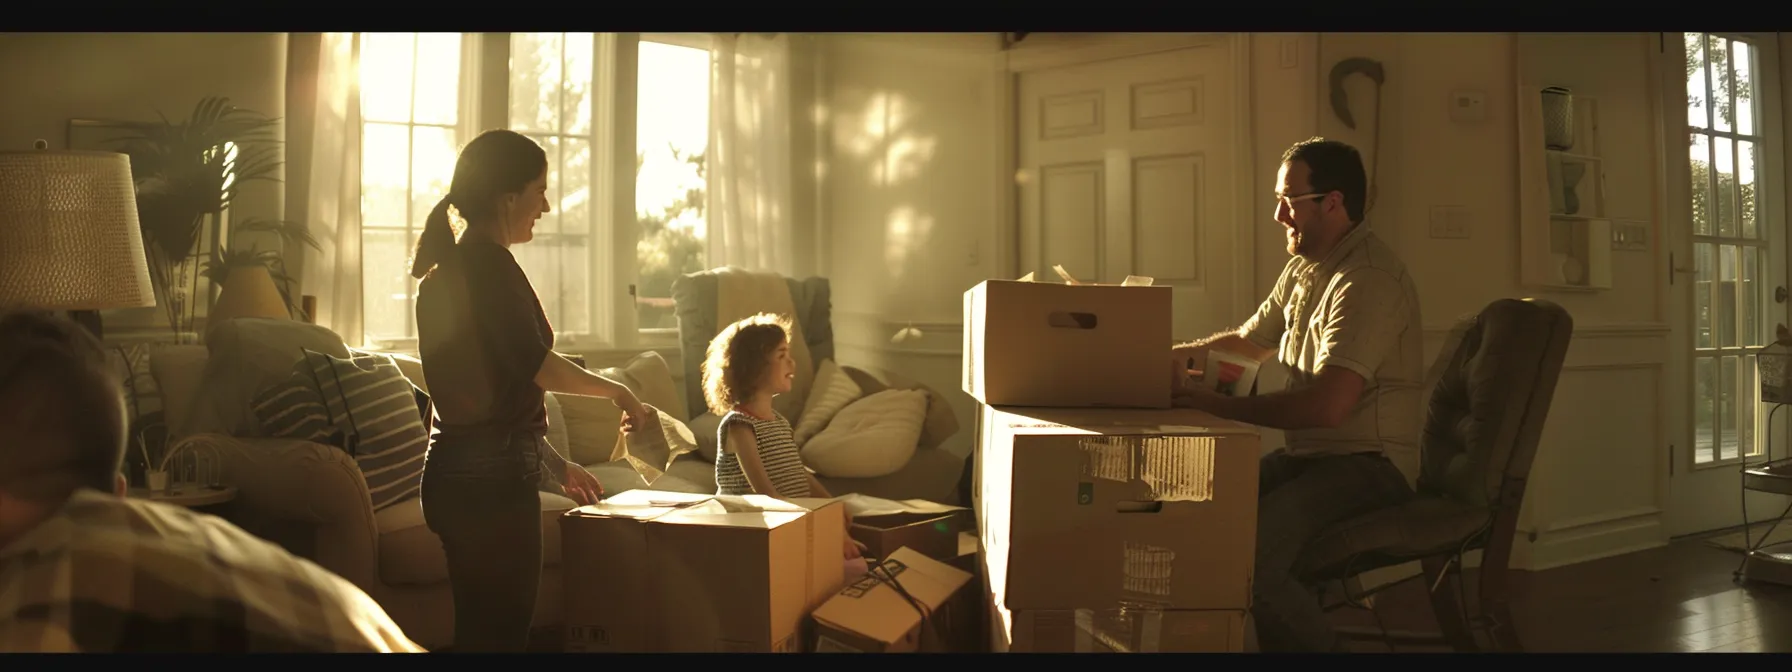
[702,312,795,416]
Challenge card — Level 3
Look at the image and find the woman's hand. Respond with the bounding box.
[562,465,605,506]
[844,537,866,559]
[614,390,650,434]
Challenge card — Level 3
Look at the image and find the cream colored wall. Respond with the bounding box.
[816,33,1009,460]
[0,32,289,336]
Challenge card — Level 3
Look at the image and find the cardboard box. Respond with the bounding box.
[561,489,711,652]
[812,548,975,652]
[849,512,963,563]
[950,531,978,575]
[962,279,1173,409]
[561,491,847,652]
[976,406,1261,612]
[948,532,985,652]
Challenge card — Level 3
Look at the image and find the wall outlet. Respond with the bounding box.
[1428,205,1471,240]
[1449,90,1487,124]
[1612,222,1649,251]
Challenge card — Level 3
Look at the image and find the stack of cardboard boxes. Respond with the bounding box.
[962,277,1263,653]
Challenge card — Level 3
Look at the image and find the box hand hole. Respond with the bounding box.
[1047,311,1099,329]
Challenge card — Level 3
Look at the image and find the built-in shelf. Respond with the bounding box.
[1519,86,1613,292]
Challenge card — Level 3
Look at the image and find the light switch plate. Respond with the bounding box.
[1612,222,1649,251]
[1449,90,1487,123]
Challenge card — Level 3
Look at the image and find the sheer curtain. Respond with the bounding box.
[705,33,795,275]
[286,32,365,345]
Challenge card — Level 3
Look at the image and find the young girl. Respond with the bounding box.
[702,313,864,563]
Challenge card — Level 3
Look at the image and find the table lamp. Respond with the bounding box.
[210,263,291,324]
[0,140,156,338]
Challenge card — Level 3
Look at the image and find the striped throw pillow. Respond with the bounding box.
[249,352,429,512]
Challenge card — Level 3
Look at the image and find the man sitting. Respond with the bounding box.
[1171,138,1422,652]
[0,311,423,652]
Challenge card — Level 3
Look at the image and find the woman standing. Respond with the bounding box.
[410,129,646,652]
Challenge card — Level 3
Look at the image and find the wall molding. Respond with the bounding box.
[1002,33,1233,73]
[834,311,965,358]
[1523,506,1666,571]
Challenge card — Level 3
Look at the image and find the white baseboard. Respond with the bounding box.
[1523,510,1666,571]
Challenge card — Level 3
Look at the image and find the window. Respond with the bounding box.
[1685,32,1773,465]
[633,36,712,333]
[355,32,712,351]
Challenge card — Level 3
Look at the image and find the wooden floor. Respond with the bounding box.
[519,534,1792,654]
[1334,535,1792,653]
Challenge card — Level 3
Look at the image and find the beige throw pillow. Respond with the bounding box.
[793,359,864,446]
[800,389,929,479]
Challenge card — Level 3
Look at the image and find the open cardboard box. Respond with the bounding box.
[963,265,1173,409]
[809,493,970,563]
[562,490,847,652]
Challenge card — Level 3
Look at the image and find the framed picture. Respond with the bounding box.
[65,118,151,154]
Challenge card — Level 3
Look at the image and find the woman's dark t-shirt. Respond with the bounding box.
[414,240,552,435]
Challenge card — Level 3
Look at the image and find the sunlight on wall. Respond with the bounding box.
[838,92,938,187]
[829,89,945,289]
[884,206,935,281]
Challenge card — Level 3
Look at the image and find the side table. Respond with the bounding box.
[130,483,238,510]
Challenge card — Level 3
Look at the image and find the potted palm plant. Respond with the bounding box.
[107,96,319,335]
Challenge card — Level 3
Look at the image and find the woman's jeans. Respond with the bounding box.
[420,428,558,652]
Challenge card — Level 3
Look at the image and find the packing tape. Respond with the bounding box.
[1122,541,1175,598]
[1072,602,1167,653]
[1078,436,1216,502]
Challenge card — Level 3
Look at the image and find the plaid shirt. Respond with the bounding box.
[0,489,424,653]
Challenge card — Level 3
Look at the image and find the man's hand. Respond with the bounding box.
[1169,350,1203,395]
[844,537,867,559]
[562,465,605,506]
[1172,382,1228,412]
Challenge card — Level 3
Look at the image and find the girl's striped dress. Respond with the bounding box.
[714,409,812,497]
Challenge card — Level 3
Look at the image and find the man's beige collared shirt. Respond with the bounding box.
[1240,220,1423,462]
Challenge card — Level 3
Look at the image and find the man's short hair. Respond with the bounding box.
[0,312,127,501]
[1282,137,1369,223]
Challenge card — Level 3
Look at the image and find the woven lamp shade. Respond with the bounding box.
[0,148,155,311]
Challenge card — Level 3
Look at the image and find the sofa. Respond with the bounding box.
[121,308,960,650]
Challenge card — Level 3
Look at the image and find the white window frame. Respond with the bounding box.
[356,32,713,353]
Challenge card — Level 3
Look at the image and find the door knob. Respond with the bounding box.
[1777,286,1787,304]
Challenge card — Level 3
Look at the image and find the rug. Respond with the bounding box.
[1705,522,1792,553]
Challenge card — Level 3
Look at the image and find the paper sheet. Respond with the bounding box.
[789,493,968,518]
[1012,264,1156,287]
[609,403,699,485]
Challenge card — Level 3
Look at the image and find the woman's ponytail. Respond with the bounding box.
[410,196,456,279]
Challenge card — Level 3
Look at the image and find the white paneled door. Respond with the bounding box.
[1016,38,1248,343]
[1663,32,1792,536]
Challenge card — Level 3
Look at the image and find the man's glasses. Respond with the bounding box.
[1274,191,1331,208]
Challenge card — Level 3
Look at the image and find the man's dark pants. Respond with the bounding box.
[1251,449,1413,652]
